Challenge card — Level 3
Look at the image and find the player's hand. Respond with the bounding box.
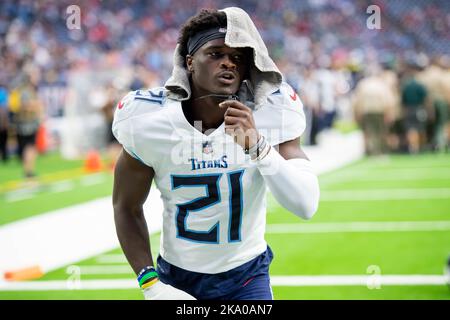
[142,280,196,300]
[219,100,259,150]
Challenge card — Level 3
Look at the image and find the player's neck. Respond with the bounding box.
[182,99,225,134]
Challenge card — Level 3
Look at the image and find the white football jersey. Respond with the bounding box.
[112,82,305,274]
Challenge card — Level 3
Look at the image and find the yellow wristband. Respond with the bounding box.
[141,277,159,289]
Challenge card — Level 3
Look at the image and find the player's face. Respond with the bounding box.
[187,38,250,97]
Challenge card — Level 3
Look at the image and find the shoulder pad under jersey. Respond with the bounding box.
[257,82,306,145]
[113,87,168,124]
[112,87,168,161]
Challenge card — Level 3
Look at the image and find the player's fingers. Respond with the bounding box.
[219,100,250,111]
[224,107,250,119]
[224,122,239,130]
[224,115,243,125]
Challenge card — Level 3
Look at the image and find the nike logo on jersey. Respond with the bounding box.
[189,155,228,171]
[289,87,298,101]
[117,100,125,110]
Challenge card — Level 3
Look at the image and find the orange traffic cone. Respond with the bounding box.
[4,265,44,281]
[84,150,103,173]
[36,123,48,154]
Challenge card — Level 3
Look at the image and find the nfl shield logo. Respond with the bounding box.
[202,141,213,154]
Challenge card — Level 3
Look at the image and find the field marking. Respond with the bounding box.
[77,265,133,275]
[95,254,128,264]
[321,170,450,183]
[266,221,450,234]
[320,188,450,201]
[0,279,135,291]
[4,189,38,202]
[0,275,447,291]
[270,275,448,286]
[3,173,108,203]
[49,180,75,193]
[351,164,450,170]
[0,168,83,193]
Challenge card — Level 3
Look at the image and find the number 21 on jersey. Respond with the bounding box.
[171,170,244,244]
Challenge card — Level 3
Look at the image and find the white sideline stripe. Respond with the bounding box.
[266,221,450,234]
[96,254,128,264]
[0,275,447,291]
[78,265,133,275]
[321,188,450,201]
[321,171,450,182]
[270,275,448,286]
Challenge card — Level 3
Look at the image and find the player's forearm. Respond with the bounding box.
[255,147,320,219]
[114,206,154,275]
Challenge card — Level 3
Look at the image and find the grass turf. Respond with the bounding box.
[0,152,114,225]
[1,153,450,299]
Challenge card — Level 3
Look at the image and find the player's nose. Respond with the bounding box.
[220,54,237,70]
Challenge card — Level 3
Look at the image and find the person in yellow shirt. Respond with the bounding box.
[12,77,43,178]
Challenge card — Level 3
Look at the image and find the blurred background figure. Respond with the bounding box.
[416,58,449,152]
[315,60,339,135]
[352,68,397,156]
[100,83,125,169]
[299,65,320,146]
[11,75,44,178]
[379,61,402,153]
[400,63,429,154]
[0,82,9,163]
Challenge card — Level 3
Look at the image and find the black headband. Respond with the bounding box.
[187,27,227,55]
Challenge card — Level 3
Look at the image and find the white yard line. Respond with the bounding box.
[0,275,447,291]
[0,279,136,291]
[266,221,450,234]
[321,188,450,201]
[321,171,450,183]
[5,188,39,202]
[77,265,133,275]
[48,180,75,193]
[95,254,128,264]
[270,275,448,286]
[5,175,105,203]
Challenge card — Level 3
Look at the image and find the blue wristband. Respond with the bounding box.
[137,266,156,281]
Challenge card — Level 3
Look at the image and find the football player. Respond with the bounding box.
[112,7,320,300]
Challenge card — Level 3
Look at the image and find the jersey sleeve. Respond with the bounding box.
[255,82,306,146]
[112,88,166,164]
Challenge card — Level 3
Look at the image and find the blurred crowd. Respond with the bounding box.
[0,0,449,177]
[351,57,450,155]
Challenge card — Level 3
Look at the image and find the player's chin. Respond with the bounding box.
[214,82,240,96]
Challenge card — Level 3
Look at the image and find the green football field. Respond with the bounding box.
[1,152,450,299]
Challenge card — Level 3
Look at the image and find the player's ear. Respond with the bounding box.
[186,55,194,73]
